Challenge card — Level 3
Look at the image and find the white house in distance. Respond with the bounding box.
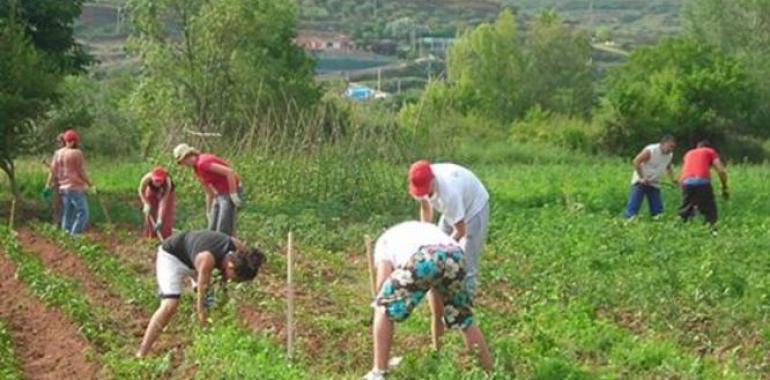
[295,30,355,52]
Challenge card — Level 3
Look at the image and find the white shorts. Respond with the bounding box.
[156,247,195,298]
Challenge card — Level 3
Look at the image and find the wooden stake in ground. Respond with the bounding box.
[286,231,295,361]
[365,234,376,297]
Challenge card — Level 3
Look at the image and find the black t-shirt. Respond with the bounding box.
[162,230,234,269]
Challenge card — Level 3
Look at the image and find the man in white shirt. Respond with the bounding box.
[623,135,677,219]
[407,160,489,350]
[362,221,492,380]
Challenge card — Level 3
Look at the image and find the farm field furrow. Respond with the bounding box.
[0,243,100,379]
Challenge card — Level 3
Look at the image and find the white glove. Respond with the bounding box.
[142,203,151,215]
[229,192,242,207]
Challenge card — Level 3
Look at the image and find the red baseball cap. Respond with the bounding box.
[62,129,78,142]
[408,160,434,197]
[150,167,167,182]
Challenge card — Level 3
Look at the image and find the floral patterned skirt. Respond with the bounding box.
[375,244,474,329]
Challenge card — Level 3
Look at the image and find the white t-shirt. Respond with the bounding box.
[428,163,489,225]
[374,221,457,268]
[630,143,673,187]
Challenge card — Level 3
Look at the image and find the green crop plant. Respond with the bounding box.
[0,319,23,380]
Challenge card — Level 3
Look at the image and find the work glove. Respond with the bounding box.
[42,186,52,200]
[722,188,730,201]
[142,203,151,215]
[229,192,243,207]
[152,222,162,233]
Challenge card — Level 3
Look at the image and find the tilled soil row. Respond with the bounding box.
[0,246,99,380]
[16,228,191,378]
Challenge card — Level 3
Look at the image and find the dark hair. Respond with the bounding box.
[660,134,676,143]
[231,247,265,281]
[697,140,711,148]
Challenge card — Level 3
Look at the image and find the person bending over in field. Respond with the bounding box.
[678,140,729,226]
[407,160,489,350]
[623,134,677,219]
[363,221,493,380]
[45,129,94,235]
[173,143,243,235]
[136,230,264,358]
[138,166,175,239]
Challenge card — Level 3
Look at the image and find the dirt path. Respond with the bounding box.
[15,229,190,376]
[0,248,100,380]
[16,229,147,338]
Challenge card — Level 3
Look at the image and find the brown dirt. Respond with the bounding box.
[15,229,147,336]
[0,248,100,380]
[16,228,191,377]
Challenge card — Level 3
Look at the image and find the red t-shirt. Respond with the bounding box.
[194,153,238,194]
[680,147,718,180]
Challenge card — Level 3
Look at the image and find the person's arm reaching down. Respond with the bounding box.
[419,199,432,223]
[713,158,729,199]
[451,220,466,242]
[207,163,241,206]
[194,252,215,327]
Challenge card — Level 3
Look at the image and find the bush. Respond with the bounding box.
[511,107,599,153]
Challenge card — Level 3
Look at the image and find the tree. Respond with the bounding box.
[0,0,85,199]
[682,0,770,137]
[446,9,527,121]
[0,0,90,73]
[597,38,757,156]
[127,0,319,153]
[526,10,593,116]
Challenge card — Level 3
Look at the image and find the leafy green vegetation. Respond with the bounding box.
[0,319,23,380]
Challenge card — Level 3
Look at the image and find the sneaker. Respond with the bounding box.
[361,369,387,380]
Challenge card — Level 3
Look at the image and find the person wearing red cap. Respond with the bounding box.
[138,166,176,239]
[173,143,243,235]
[46,129,93,234]
[407,160,489,351]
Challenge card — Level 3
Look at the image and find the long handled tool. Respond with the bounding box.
[147,214,165,242]
[93,188,113,226]
[286,231,295,361]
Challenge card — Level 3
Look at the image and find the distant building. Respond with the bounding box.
[345,84,390,101]
[419,37,455,55]
[295,30,354,52]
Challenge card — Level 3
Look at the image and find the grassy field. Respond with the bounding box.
[1,147,769,379]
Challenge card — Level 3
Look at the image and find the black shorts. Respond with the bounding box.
[678,184,717,224]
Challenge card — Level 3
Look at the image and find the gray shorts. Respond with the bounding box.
[208,187,242,235]
[439,202,489,292]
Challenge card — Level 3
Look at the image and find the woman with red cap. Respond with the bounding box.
[138,167,176,239]
[46,129,93,235]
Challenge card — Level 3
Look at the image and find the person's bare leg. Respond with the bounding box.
[136,298,179,358]
[461,324,493,373]
[372,306,394,371]
[428,289,445,351]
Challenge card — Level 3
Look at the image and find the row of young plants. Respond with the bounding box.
[0,226,170,379]
[0,318,23,380]
[33,223,309,379]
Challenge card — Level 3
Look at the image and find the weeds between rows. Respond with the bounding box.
[7,153,770,378]
[0,318,23,380]
[33,223,309,379]
[0,226,170,379]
